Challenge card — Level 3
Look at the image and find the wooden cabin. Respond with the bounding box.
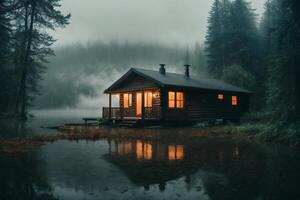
[103,64,252,125]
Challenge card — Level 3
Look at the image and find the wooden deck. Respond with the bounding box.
[102,107,161,121]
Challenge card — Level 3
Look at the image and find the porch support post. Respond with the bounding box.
[109,93,112,120]
[141,91,145,121]
[120,94,123,120]
[160,89,165,121]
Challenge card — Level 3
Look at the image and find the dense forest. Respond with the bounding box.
[0,0,299,136]
[205,0,300,135]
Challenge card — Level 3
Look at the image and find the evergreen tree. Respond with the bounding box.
[13,0,70,119]
[0,0,14,114]
[193,42,207,75]
[205,0,223,78]
[227,0,260,77]
[265,0,300,128]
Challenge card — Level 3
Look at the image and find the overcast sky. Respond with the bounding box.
[53,0,265,47]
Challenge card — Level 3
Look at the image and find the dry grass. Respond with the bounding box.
[0,125,234,155]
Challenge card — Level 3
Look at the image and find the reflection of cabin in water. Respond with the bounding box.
[103,64,252,125]
[103,138,262,193]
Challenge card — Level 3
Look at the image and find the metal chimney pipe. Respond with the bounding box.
[159,64,166,75]
[184,64,190,78]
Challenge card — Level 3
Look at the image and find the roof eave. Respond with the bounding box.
[163,84,253,94]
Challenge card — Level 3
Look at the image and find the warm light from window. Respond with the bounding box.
[136,140,143,160]
[124,94,128,108]
[144,91,153,107]
[218,94,224,100]
[136,140,152,160]
[168,145,184,161]
[144,143,152,160]
[129,94,132,106]
[168,145,176,160]
[232,96,238,106]
[176,145,184,160]
[168,91,175,108]
[124,142,132,155]
[153,91,160,98]
[176,92,184,108]
[123,93,132,108]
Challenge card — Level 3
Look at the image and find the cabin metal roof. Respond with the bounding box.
[104,68,252,94]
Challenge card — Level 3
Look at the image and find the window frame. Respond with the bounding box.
[176,92,184,108]
[168,91,176,109]
[168,91,184,109]
[218,94,224,100]
[144,91,153,108]
[123,93,132,108]
[232,96,238,106]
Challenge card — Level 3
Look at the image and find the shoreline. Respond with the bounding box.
[1,124,298,155]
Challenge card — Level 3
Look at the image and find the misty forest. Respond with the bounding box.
[1,0,299,138]
[1,1,300,200]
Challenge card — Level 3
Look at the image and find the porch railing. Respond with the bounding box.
[102,107,161,120]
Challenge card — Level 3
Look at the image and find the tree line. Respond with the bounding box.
[205,0,300,132]
[34,41,207,109]
[0,0,70,119]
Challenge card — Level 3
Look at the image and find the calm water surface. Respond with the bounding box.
[0,112,300,200]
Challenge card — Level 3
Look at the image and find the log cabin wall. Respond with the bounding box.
[162,87,250,121]
[185,89,249,121]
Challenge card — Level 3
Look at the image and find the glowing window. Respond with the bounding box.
[176,92,184,108]
[232,96,238,106]
[123,93,132,108]
[168,145,176,160]
[218,94,224,100]
[168,145,184,161]
[168,91,175,108]
[144,91,153,107]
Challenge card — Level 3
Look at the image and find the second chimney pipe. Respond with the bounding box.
[159,64,166,75]
[184,64,190,78]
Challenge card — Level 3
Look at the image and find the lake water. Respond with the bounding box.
[0,111,300,200]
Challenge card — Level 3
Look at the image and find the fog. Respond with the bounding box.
[36,42,206,110]
[53,0,265,46]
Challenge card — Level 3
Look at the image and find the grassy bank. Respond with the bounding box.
[0,126,241,155]
[224,112,300,148]
[1,114,299,155]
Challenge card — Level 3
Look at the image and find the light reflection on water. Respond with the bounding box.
[0,112,300,200]
[1,137,299,200]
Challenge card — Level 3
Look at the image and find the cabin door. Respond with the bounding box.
[136,92,142,117]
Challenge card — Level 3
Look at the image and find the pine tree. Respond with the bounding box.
[266,0,300,128]
[193,42,207,75]
[227,0,260,76]
[205,0,243,78]
[205,0,223,78]
[0,0,14,114]
[13,0,70,119]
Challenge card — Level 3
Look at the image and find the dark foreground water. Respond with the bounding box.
[0,112,300,200]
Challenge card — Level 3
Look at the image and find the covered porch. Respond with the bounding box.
[102,89,162,121]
